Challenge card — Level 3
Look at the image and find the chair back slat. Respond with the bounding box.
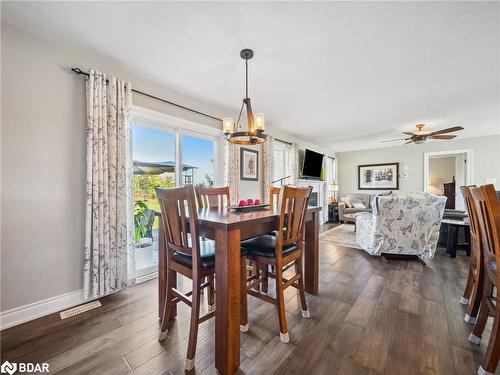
[461,185,480,240]
[195,186,230,209]
[471,185,500,268]
[156,185,201,265]
[277,186,312,249]
[270,186,281,208]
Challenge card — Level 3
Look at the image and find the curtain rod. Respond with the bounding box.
[71,67,223,122]
[274,137,292,146]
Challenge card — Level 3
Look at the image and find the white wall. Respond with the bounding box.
[0,23,230,314]
[1,23,328,318]
[336,135,500,197]
[428,156,455,195]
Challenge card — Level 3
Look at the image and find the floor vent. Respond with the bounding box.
[60,300,102,319]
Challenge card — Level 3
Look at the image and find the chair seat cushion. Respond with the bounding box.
[172,237,247,269]
[241,234,298,258]
[172,237,216,269]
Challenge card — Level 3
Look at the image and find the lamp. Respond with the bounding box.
[223,49,267,145]
[329,184,339,203]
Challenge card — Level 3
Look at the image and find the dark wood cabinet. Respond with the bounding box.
[328,203,339,223]
[443,181,456,209]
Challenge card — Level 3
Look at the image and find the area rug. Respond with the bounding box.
[320,224,362,249]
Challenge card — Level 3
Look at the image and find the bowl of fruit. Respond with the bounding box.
[230,198,269,211]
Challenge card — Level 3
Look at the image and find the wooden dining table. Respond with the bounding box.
[157,205,321,375]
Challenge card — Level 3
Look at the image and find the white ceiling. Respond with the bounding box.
[2,1,499,152]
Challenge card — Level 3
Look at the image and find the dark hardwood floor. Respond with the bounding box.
[1,226,489,374]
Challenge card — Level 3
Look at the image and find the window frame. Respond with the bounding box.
[272,139,291,186]
[131,105,223,187]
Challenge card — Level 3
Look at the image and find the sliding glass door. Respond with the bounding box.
[131,114,220,279]
[132,123,177,278]
[181,134,216,188]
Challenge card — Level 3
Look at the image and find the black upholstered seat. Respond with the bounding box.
[241,234,298,258]
[173,237,216,269]
[172,237,247,269]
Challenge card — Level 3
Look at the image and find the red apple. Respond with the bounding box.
[247,198,254,205]
[254,199,261,205]
[238,200,248,207]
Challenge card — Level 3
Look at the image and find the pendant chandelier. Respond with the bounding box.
[223,49,267,145]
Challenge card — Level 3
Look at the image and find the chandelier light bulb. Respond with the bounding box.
[255,113,265,132]
[222,117,234,134]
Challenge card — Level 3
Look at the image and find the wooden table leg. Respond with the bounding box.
[215,227,241,375]
[304,210,319,295]
[447,224,458,259]
[465,227,471,256]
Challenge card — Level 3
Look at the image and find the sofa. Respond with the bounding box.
[338,193,373,222]
[355,192,447,263]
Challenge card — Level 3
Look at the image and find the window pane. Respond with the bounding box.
[273,140,289,185]
[181,134,216,187]
[132,124,176,276]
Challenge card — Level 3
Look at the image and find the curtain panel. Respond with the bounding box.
[83,70,135,299]
[288,142,299,185]
[224,140,240,205]
[262,135,274,202]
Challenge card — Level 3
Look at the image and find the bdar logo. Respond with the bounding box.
[1,361,17,375]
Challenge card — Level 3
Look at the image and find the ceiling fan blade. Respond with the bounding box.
[381,138,407,143]
[431,135,456,140]
[429,126,464,136]
[402,132,416,136]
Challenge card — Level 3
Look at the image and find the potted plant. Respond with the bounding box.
[134,201,154,271]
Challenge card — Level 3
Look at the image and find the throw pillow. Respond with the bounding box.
[350,198,366,209]
[341,197,353,208]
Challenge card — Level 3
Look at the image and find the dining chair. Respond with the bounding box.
[195,186,231,297]
[240,185,313,343]
[468,185,500,375]
[195,186,231,209]
[269,186,281,208]
[259,186,284,294]
[459,185,483,324]
[156,185,219,370]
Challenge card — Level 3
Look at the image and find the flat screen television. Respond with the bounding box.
[302,149,324,179]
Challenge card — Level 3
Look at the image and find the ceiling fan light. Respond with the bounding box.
[414,139,426,144]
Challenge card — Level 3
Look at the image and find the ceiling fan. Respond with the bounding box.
[382,124,464,145]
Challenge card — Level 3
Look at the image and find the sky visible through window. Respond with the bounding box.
[182,134,215,184]
[132,124,175,163]
[132,124,215,183]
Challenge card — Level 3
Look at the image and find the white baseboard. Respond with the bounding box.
[0,273,159,330]
[136,271,158,284]
[0,289,86,330]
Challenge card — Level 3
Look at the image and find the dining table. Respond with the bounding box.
[157,205,322,375]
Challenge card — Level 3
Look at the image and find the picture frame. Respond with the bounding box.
[358,162,399,190]
[240,147,259,181]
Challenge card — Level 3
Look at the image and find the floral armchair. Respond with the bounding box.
[355,192,447,263]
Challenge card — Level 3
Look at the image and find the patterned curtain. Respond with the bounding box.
[83,70,134,299]
[262,135,274,202]
[224,140,240,205]
[287,142,299,185]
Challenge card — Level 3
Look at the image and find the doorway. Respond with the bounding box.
[423,150,472,211]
